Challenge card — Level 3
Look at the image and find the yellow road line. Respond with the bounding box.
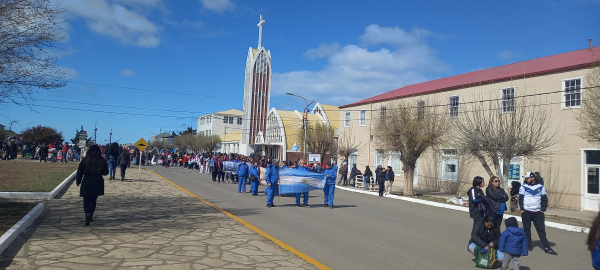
[146,169,331,270]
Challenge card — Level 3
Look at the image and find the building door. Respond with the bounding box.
[583,150,600,211]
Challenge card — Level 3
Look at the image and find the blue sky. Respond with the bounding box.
[2,0,599,144]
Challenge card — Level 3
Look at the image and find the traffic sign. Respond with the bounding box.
[135,138,149,151]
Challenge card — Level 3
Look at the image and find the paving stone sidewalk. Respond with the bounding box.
[0,166,317,270]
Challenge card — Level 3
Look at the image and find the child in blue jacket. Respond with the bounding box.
[499,217,528,270]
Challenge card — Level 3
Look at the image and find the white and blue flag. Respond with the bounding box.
[278,168,325,194]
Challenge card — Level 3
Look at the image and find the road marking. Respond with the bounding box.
[147,169,331,270]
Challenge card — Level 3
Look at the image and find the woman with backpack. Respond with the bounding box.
[486,176,509,233]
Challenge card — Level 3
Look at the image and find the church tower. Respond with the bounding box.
[241,14,271,155]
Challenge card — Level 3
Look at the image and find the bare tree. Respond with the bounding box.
[374,100,449,196]
[453,97,561,189]
[198,134,221,154]
[0,0,71,106]
[296,122,335,163]
[577,61,600,145]
[337,127,363,163]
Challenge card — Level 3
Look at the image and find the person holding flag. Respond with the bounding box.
[266,159,280,208]
[237,157,249,193]
[323,161,337,208]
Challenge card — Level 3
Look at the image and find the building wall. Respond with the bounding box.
[338,67,597,210]
[197,113,243,138]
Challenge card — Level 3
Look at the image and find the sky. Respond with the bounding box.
[2,0,599,144]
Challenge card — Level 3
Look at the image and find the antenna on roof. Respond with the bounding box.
[590,39,593,51]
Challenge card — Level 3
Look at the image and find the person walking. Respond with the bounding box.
[237,157,249,193]
[265,160,280,208]
[323,162,337,208]
[249,160,260,196]
[384,166,394,196]
[587,211,600,270]
[486,176,509,233]
[377,166,386,197]
[519,172,557,255]
[75,145,108,226]
[363,166,373,190]
[107,142,119,180]
[61,142,69,163]
[117,148,130,182]
[499,217,528,270]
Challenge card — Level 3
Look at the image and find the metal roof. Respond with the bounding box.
[340,46,600,109]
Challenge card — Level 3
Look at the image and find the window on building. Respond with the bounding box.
[349,152,358,167]
[416,100,425,119]
[359,110,366,126]
[237,117,242,125]
[388,152,402,176]
[345,112,350,127]
[448,96,459,118]
[223,116,228,123]
[563,78,582,108]
[380,106,387,122]
[586,150,600,195]
[440,149,458,182]
[208,115,212,123]
[228,117,234,124]
[501,87,515,113]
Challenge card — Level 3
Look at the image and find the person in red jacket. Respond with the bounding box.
[61,142,69,163]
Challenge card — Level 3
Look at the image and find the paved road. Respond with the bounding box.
[152,166,591,270]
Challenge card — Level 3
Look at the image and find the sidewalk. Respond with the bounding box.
[0,166,318,270]
[348,183,594,228]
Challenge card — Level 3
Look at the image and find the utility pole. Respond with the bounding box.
[109,129,112,144]
[285,93,314,161]
[94,122,97,145]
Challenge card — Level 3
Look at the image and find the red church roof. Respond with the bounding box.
[340,46,600,109]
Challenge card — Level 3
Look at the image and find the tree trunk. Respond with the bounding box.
[403,164,415,196]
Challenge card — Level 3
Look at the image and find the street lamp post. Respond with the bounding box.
[286,93,314,162]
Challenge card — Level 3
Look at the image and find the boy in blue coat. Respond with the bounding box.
[499,217,528,270]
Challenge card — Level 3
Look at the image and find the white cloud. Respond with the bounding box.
[56,0,160,48]
[304,43,340,60]
[498,50,518,60]
[119,69,136,76]
[273,25,450,105]
[200,0,235,14]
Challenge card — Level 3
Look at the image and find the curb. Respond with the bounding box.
[336,185,590,234]
[0,170,76,200]
[0,203,44,256]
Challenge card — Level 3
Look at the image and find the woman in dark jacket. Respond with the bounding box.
[363,166,373,190]
[117,148,130,182]
[377,166,386,196]
[468,176,486,249]
[486,176,509,233]
[468,214,504,263]
[76,145,109,226]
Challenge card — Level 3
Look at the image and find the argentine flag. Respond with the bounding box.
[278,168,326,194]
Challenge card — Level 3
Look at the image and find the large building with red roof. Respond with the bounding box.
[338,46,600,211]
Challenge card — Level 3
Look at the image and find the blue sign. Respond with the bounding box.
[254,145,257,148]
[509,164,520,180]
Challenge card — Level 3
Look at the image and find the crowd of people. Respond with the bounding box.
[468,172,557,269]
[1,136,83,162]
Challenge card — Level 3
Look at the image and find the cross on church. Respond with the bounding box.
[257,14,265,48]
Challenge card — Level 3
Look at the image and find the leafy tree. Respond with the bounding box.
[178,126,197,136]
[21,125,63,144]
[577,61,600,145]
[0,0,70,106]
